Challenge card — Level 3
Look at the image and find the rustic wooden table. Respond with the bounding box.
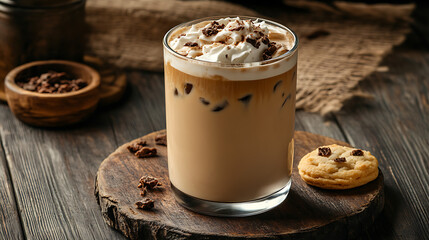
[1,7,428,240]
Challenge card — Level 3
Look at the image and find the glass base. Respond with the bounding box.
[171,180,291,217]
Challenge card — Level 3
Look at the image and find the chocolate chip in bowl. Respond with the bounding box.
[5,60,100,127]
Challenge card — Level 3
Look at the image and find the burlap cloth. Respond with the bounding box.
[86,0,414,115]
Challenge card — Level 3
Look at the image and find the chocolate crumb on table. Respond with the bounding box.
[139,175,162,190]
[127,141,147,153]
[155,133,167,146]
[135,198,154,210]
[318,147,332,157]
[334,157,346,163]
[135,147,157,158]
[351,149,364,156]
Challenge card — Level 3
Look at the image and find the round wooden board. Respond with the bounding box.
[0,56,127,106]
[95,130,384,240]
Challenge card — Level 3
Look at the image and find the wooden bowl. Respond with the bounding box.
[5,60,100,127]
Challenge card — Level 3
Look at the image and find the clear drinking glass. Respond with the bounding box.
[163,16,298,217]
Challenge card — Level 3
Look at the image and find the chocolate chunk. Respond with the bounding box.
[306,29,330,40]
[334,157,346,163]
[225,54,228,59]
[135,198,154,210]
[135,147,157,158]
[202,21,225,37]
[184,42,198,47]
[184,83,193,94]
[139,175,162,190]
[273,80,283,92]
[155,133,167,146]
[174,88,178,96]
[212,100,229,112]
[351,149,364,156]
[262,44,278,60]
[318,147,332,157]
[261,36,269,45]
[237,94,252,105]
[246,37,260,49]
[281,94,291,108]
[127,141,147,153]
[177,33,186,38]
[199,97,210,105]
[282,92,285,97]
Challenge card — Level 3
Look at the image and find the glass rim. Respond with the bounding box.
[162,15,299,68]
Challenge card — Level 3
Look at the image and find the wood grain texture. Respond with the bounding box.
[95,130,384,240]
[0,133,24,240]
[333,40,429,239]
[0,103,125,239]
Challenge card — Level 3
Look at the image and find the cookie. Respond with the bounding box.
[298,144,379,189]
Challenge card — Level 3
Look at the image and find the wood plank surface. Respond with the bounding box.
[333,37,429,239]
[0,128,24,240]
[0,104,125,239]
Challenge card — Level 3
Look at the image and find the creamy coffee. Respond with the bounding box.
[164,17,297,203]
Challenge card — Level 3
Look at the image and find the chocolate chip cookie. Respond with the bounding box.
[298,144,379,189]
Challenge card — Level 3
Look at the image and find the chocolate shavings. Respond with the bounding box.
[202,21,225,37]
[184,42,198,47]
[246,37,261,49]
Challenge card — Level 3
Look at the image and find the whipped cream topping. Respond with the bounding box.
[169,17,289,64]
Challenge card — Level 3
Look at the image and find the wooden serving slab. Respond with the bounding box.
[95,130,384,240]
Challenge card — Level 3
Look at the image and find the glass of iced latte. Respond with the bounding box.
[163,16,298,216]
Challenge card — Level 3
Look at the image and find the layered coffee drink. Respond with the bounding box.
[163,17,298,216]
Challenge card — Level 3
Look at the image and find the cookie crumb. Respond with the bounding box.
[351,149,364,156]
[334,157,346,163]
[139,175,162,190]
[155,133,167,146]
[318,147,332,157]
[135,198,154,210]
[127,141,147,153]
[135,147,157,158]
